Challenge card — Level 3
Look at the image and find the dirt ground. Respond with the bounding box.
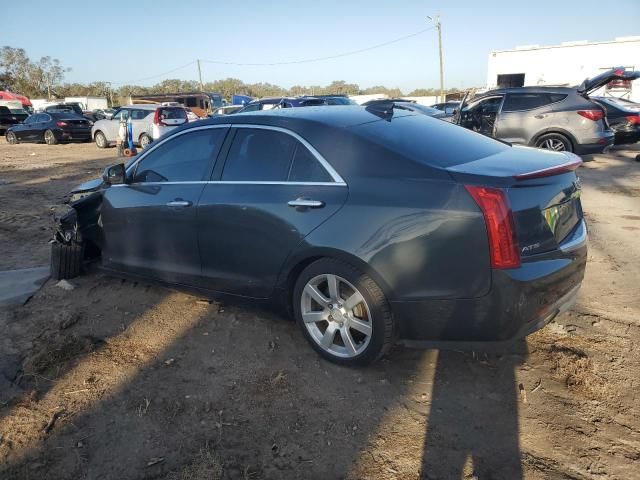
[0,139,639,480]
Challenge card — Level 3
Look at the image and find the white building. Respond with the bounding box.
[487,36,640,101]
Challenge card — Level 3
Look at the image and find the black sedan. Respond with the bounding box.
[595,96,640,145]
[52,106,587,365]
[6,112,92,145]
[0,105,29,134]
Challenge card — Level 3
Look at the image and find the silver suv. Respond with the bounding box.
[455,67,639,154]
[92,105,187,149]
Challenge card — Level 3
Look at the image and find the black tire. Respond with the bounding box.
[6,131,18,144]
[94,130,108,148]
[44,129,58,145]
[293,258,394,366]
[534,133,573,152]
[139,133,152,149]
[50,241,84,280]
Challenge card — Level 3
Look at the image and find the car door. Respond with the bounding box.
[102,109,126,142]
[196,125,349,298]
[14,114,36,140]
[129,109,153,143]
[494,93,555,144]
[461,96,504,137]
[100,126,229,284]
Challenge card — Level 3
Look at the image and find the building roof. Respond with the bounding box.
[491,36,640,54]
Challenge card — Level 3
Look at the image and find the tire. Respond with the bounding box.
[6,131,18,144]
[94,130,108,148]
[50,241,84,280]
[139,134,152,149]
[44,129,58,145]
[293,258,394,366]
[534,133,573,152]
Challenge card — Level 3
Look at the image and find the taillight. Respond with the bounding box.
[626,115,640,125]
[577,110,604,121]
[153,109,162,125]
[56,121,68,127]
[465,185,520,269]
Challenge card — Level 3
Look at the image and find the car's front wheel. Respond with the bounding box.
[293,258,394,365]
[6,131,18,144]
[535,133,572,152]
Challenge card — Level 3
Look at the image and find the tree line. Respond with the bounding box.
[1,46,458,104]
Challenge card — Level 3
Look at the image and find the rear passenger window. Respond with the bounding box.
[502,94,551,112]
[130,110,150,120]
[288,145,332,182]
[133,129,225,183]
[222,129,297,181]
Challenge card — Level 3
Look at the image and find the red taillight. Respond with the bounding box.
[56,121,68,127]
[577,110,604,121]
[626,115,640,125]
[465,185,520,269]
[153,109,163,126]
[514,158,583,180]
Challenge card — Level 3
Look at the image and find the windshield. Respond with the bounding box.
[399,103,442,116]
[9,108,27,115]
[325,97,358,105]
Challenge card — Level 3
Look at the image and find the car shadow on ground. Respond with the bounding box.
[0,272,527,480]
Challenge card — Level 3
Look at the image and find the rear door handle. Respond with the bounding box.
[166,200,192,207]
[288,198,325,208]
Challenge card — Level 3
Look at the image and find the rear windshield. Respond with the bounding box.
[300,99,326,106]
[352,114,508,168]
[158,107,187,119]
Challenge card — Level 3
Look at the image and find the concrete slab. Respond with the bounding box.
[0,267,50,307]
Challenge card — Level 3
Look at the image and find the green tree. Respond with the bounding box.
[0,46,70,98]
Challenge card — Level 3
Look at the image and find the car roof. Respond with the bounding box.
[122,104,162,110]
[190,105,416,129]
[483,86,574,95]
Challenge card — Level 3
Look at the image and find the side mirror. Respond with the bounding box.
[103,163,125,185]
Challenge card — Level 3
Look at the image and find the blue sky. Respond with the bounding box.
[3,0,639,91]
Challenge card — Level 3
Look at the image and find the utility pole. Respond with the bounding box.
[428,15,444,102]
[197,59,204,91]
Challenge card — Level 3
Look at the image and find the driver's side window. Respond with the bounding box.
[132,128,226,183]
[468,96,503,115]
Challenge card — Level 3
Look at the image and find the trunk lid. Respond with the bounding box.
[577,67,640,96]
[448,146,584,257]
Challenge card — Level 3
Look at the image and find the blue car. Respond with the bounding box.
[236,96,327,113]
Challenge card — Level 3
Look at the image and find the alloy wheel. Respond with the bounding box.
[45,130,55,145]
[300,274,373,358]
[6,132,17,144]
[95,132,106,148]
[140,135,151,148]
[539,138,566,151]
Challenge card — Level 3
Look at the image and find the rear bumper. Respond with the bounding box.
[56,129,92,141]
[574,131,615,154]
[393,220,587,343]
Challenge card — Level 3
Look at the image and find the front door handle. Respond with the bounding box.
[534,114,545,119]
[166,200,192,207]
[288,198,325,208]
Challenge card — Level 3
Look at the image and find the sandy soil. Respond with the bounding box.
[0,140,639,480]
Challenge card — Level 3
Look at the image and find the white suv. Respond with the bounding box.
[92,105,187,149]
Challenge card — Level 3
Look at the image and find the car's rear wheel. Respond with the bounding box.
[139,133,152,149]
[6,131,17,144]
[535,133,572,152]
[293,258,394,365]
[44,129,58,145]
[94,130,108,148]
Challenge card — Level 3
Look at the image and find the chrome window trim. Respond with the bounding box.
[113,180,345,188]
[125,122,346,186]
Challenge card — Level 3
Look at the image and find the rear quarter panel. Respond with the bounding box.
[286,177,491,301]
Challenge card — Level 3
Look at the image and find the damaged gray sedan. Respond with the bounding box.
[53,107,587,364]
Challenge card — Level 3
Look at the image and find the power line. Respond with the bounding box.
[107,26,435,86]
[110,60,196,85]
[201,26,435,66]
